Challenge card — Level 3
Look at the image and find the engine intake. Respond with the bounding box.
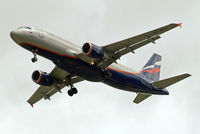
[82,42,104,58]
[32,70,54,86]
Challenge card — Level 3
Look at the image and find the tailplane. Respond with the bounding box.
[133,73,191,104]
[140,53,161,81]
[134,53,191,104]
[152,73,191,89]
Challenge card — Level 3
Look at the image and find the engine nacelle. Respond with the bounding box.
[82,42,104,58]
[32,70,54,86]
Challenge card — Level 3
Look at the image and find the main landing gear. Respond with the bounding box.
[66,76,78,97]
[67,87,78,97]
[31,50,38,63]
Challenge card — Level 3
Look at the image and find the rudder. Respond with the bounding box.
[140,53,161,81]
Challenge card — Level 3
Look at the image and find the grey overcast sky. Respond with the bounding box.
[0,0,199,134]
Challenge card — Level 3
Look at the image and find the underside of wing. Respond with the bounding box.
[133,93,152,104]
[27,66,83,106]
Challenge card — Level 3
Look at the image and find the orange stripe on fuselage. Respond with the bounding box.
[106,67,160,75]
[141,68,160,74]
[20,42,80,59]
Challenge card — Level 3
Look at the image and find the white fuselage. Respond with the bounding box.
[10,26,138,75]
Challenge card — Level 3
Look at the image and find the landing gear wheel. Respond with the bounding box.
[31,50,38,63]
[31,57,37,63]
[72,88,78,94]
[68,90,73,97]
[66,76,78,96]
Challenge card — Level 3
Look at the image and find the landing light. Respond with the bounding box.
[90,61,95,65]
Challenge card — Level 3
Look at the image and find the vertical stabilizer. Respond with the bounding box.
[141,53,161,81]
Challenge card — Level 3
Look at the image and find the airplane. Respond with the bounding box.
[10,23,191,107]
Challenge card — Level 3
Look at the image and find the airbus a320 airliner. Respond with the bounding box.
[10,23,191,107]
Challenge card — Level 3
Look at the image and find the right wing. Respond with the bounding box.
[133,93,151,104]
[27,67,83,107]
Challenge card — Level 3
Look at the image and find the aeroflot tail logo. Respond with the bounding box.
[141,61,161,74]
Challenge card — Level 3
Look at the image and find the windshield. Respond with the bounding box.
[17,26,32,30]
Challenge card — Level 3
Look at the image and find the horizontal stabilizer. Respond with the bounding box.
[133,93,151,104]
[152,73,191,89]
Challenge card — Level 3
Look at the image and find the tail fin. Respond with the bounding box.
[141,53,161,81]
[152,73,191,89]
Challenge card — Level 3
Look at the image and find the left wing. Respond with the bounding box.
[98,23,182,69]
[27,67,83,107]
[77,23,181,69]
[133,93,151,104]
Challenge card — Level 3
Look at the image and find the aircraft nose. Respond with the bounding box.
[10,30,19,40]
[10,30,23,43]
[10,30,15,39]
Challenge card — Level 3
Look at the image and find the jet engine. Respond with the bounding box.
[82,42,104,58]
[32,70,54,86]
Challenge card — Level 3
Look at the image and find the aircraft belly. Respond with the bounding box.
[103,70,142,91]
[56,58,104,82]
[103,69,156,94]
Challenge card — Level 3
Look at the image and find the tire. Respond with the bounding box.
[31,58,37,63]
[72,88,78,94]
[31,58,36,63]
[68,90,73,96]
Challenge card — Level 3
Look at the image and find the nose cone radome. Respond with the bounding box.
[10,30,17,39]
[10,30,24,44]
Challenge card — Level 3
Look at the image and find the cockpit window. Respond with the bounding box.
[25,27,31,30]
[17,26,32,30]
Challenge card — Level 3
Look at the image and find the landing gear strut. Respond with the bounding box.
[31,50,38,63]
[67,76,78,97]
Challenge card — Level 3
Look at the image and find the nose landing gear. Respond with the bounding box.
[31,57,38,63]
[31,50,38,63]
